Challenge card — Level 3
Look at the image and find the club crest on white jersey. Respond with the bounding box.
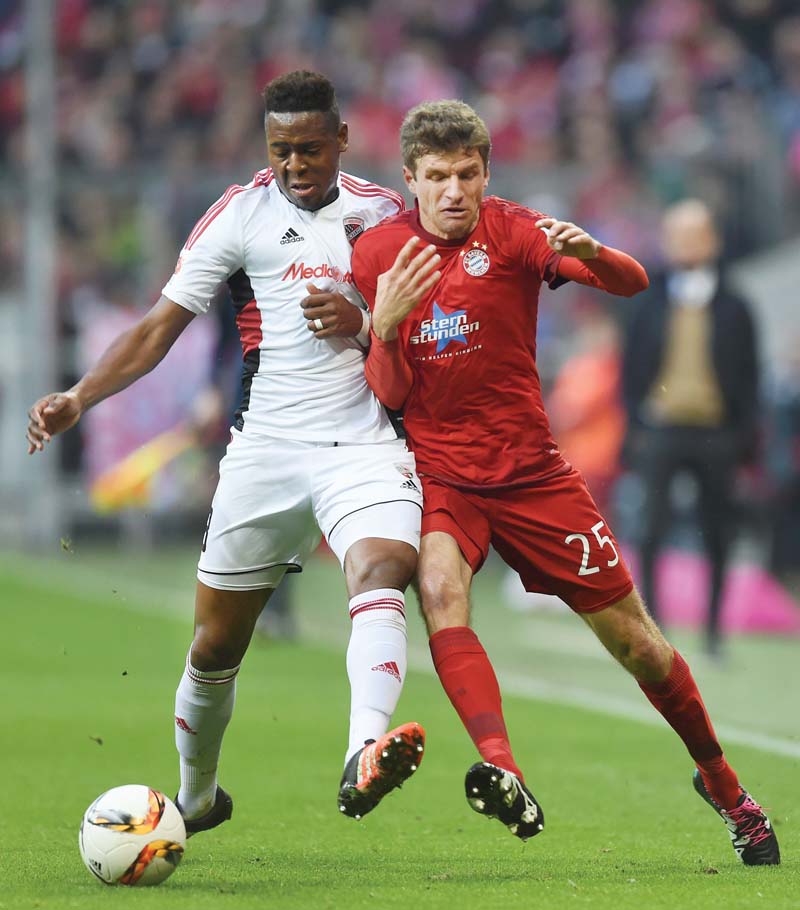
[343,215,366,246]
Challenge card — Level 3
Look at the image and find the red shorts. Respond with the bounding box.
[420,469,633,613]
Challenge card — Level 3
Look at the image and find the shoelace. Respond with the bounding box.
[724,796,773,847]
[518,789,539,823]
[506,777,539,825]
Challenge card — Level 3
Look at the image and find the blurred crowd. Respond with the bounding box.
[2,1,800,270]
[2,0,800,581]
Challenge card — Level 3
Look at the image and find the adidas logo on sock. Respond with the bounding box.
[371,661,401,682]
[175,715,198,735]
[280,227,304,245]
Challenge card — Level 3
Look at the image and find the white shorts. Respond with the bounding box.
[197,432,423,591]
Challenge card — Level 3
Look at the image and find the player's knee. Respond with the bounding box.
[417,570,468,627]
[346,540,417,593]
[189,629,245,672]
[615,629,671,678]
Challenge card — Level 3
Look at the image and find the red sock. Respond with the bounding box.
[429,626,524,781]
[638,650,740,809]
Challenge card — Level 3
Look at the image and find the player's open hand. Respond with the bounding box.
[301,283,365,339]
[535,217,601,260]
[26,391,83,454]
[372,237,441,341]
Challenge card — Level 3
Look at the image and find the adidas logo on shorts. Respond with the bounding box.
[280,227,304,245]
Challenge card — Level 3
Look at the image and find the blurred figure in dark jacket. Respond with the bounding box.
[622,199,760,656]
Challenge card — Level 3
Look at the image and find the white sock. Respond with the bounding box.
[345,588,407,763]
[174,653,239,818]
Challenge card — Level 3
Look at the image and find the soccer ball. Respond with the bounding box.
[78,785,186,886]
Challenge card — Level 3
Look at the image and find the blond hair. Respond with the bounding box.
[400,100,491,173]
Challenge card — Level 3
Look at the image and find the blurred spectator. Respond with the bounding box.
[547,303,625,514]
[621,199,760,656]
[5,0,800,569]
[4,1,799,303]
[3,2,799,223]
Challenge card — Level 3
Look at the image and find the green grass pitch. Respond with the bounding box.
[1,545,797,909]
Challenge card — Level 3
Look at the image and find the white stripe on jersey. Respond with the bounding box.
[162,171,404,443]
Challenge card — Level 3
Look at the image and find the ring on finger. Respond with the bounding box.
[313,317,324,331]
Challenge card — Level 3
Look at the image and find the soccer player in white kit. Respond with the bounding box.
[26,71,437,833]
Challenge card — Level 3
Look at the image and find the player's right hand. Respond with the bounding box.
[26,391,83,454]
[372,237,441,341]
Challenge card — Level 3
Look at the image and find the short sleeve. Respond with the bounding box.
[162,186,246,314]
[374,193,405,220]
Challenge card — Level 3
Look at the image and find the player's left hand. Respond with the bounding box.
[535,217,601,260]
[301,283,365,339]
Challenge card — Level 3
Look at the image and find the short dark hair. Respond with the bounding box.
[262,70,340,131]
[400,100,491,173]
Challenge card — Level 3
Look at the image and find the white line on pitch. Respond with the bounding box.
[491,667,800,760]
[5,557,799,760]
[398,644,800,760]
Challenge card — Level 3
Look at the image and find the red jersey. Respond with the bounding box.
[352,196,647,489]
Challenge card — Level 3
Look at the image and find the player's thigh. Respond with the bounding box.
[490,469,633,613]
[580,587,672,681]
[313,438,423,568]
[198,432,321,591]
[420,476,492,576]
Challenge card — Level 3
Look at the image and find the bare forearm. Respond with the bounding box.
[27,297,194,453]
[72,329,162,409]
[72,298,194,411]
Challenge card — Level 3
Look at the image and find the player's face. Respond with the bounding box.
[404,149,489,240]
[266,111,348,211]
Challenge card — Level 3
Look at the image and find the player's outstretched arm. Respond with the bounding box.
[535,217,649,297]
[26,296,195,454]
[372,237,441,340]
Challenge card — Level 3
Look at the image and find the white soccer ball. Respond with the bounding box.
[78,785,186,886]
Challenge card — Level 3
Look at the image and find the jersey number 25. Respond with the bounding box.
[564,521,620,576]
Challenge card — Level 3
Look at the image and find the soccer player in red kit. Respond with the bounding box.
[351,100,779,865]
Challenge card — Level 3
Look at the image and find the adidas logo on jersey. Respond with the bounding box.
[280,227,304,245]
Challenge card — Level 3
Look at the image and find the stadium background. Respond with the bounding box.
[1,3,799,905]
[3,0,800,611]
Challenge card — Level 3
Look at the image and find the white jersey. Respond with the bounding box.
[162,169,405,442]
